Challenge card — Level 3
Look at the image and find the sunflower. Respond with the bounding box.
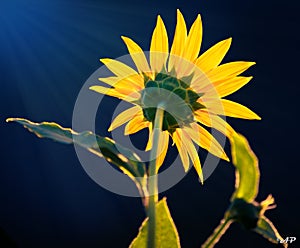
[90,9,260,183]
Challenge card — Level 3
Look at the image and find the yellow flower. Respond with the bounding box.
[90,10,260,183]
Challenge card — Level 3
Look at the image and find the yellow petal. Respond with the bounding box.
[121,36,152,75]
[173,129,190,172]
[180,129,203,183]
[175,14,202,78]
[185,123,229,161]
[90,85,139,102]
[168,9,187,71]
[124,112,149,135]
[182,14,202,61]
[203,76,253,98]
[215,76,252,98]
[206,61,256,82]
[195,109,236,140]
[95,82,139,97]
[100,58,143,89]
[195,38,232,73]
[98,76,141,92]
[206,99,261,120]
[145,123,153,151]
[108,106,142,131]
[190,70,212,93]
[98,76,120,87]
[155,130,169,170]
[150,15,169,72]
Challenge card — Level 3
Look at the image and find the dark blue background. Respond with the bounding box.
[1,0,299,247]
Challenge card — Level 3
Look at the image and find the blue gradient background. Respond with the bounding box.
[1,0,299,247]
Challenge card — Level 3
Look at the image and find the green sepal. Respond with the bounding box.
[145,80,159,88]
[187,89,200,102]
[161,76,179,90]
[191,101,206,111]
[180,72,194,85]
[155,68,168,81]
[173,88,186,100]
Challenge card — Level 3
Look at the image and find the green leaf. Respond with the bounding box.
[129,198,180,248]
[230,133,260,202]
[229,134,287,247]
[203,133,287,248]
[6,118,147,197]
[254,216,288,248]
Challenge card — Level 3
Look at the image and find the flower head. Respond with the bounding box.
[90,10,260,183]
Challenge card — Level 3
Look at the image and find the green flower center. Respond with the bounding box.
[139,71,205,133]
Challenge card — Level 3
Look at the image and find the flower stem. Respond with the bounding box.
[147,107,164,248]
[201,217,233,248]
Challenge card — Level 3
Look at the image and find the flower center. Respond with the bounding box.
[139,71,205,133]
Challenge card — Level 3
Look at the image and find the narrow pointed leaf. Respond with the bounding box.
[7,118,147,197]
[129,198,180,248]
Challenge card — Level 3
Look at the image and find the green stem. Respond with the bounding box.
[147,107,164,248]
[201,217,233,248]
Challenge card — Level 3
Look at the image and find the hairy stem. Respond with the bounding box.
[202,217,233,248]
[147,107,164,248]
